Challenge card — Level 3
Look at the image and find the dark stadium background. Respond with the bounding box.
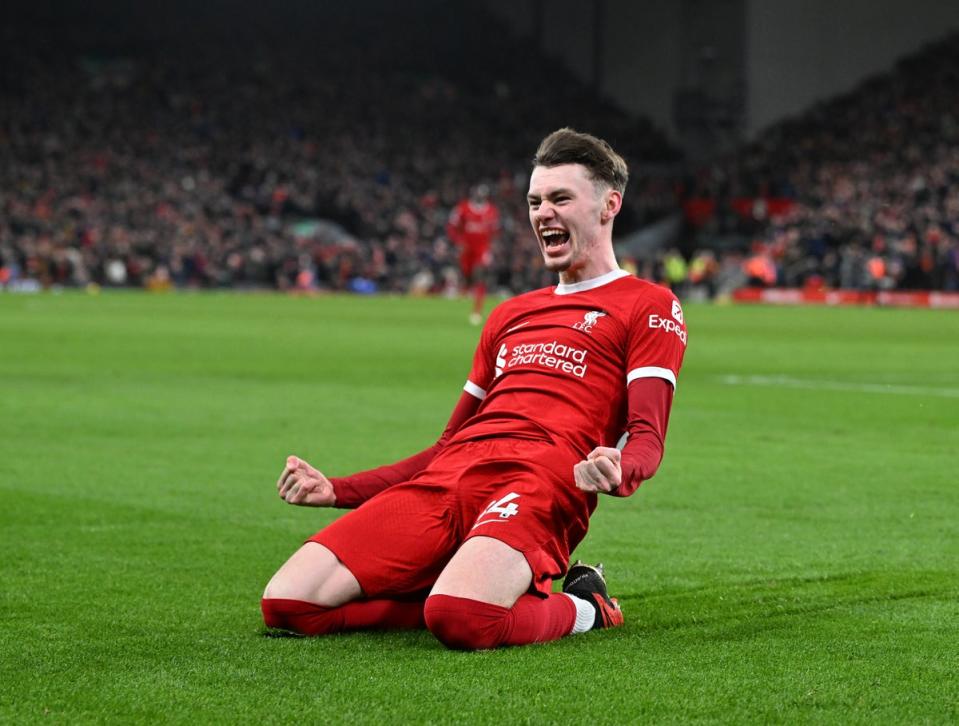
[3,0,958,304]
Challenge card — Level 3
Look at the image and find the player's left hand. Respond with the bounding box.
[573,447,622,494]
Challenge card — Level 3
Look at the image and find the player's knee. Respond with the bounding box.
[263,544,363,606]
[261,569,349,606]
[261,573,300,601]
[424,595,506,651]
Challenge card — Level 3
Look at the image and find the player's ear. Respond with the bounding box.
[600,189,622,224]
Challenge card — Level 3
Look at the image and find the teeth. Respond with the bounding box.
[542,229,566,239]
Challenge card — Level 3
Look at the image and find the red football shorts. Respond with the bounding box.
[459,245,491,281]
[309,438,595,598]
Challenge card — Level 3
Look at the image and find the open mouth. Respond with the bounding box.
[541,228,570,252]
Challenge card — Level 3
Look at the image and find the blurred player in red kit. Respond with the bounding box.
[446,183,499,324]
[262,128,688,650]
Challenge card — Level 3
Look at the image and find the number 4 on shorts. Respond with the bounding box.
[475,492,520,526]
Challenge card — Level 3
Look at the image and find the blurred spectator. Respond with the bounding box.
[661,248,689,296]
[688,249,719,299]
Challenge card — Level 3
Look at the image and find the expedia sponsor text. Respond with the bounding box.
[648,314,688,345]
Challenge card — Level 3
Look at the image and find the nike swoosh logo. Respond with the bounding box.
[471,519,512,530]
[506,321,531,333]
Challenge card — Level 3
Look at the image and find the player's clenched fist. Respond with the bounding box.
[277,455,336,507]
[573,446,622,493]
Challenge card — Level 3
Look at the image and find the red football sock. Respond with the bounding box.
[472,282,486,315]
[423,593,576,650]
[261,597,425,636]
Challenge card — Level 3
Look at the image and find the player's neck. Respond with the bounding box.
[558,250,620,286]
[555,267,627,295]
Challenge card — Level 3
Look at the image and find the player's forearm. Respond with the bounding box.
[329,446,441,508]
[614,431,664,497]
[610,377,673,498]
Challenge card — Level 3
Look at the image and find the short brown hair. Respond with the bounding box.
[533,128,628,194]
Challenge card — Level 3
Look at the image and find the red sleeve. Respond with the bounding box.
[610,377,674,498]
[329,390,481,508]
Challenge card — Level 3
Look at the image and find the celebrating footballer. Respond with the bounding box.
[263,128,688,650]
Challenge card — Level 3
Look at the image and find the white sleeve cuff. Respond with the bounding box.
[464,380,487,400]
[626,366,676,388]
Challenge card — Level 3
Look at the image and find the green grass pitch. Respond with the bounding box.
[1,291,957,724]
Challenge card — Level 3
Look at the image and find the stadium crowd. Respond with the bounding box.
[4,6,958,297]
[684,32,959,293]
[0,5,679,295]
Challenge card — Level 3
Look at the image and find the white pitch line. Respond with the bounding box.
[720,374,959,399]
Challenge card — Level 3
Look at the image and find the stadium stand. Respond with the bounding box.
[683,33,959,295]
[0,3,680,294]
[5,4,956,299]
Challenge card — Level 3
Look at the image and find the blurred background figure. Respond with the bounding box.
[447,184,500,324]
[743,243,778,287]
[661,248,689,297]
[688,249,719,300]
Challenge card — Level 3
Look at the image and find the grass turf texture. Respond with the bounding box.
[1,291,957,724]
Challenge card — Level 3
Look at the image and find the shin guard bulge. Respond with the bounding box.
[423,593,576,650]
[261,598,425,636]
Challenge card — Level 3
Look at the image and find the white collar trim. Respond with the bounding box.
[554,268,629,295]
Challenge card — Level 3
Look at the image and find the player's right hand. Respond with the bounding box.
[573,446,622,494]
[277,455,336,507]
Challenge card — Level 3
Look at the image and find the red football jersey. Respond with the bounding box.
[454,269,687,457]
[447,200,500,252]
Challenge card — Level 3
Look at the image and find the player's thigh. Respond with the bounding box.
[263,541,362,607]
[429,535,532,608]
[478,248,492,271]
[455,440,592,597]
[460,250,479,282]
[311,482,459,597]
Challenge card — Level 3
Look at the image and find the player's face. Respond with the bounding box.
[527,164,612,279]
